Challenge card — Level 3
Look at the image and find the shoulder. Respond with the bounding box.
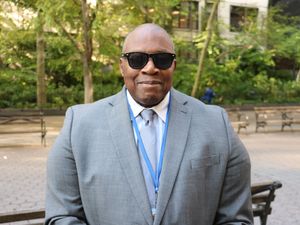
[171,88,230,135]
[65,91,123,121]
[171,88,225,116]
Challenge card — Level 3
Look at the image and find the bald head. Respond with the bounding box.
[122,23,175,53]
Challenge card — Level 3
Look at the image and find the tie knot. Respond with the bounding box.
[141,109,155,125]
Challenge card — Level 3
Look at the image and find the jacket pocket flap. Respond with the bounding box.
[190,154,220,169]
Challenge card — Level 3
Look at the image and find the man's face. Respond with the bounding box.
[120,29,176,107]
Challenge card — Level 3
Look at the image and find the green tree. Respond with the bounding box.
[37,0,97,103]
[191,5,300,104]
[266,8,300,80]
[38,0,179,103]
[0,0,47,108]
[0,0,180,107]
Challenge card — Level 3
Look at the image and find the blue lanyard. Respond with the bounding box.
[127,94,171,194]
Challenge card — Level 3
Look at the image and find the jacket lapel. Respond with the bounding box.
[107,89,153,225]
[154,89,192,225]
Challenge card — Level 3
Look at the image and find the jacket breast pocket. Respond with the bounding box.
[190,154,220,170]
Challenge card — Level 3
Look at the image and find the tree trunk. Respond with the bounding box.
[296,69,300,82]
[36,10,47,108]
[191,0,220,97]
[81,0,94,103]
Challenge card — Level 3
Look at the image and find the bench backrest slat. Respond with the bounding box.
[0,210,45,223]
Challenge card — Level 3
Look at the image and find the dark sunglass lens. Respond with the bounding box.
[152,53,174,69]
[128,53,148,69]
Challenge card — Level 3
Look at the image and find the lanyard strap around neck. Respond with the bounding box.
[127,94,171,193]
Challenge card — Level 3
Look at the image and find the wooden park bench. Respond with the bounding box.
[0,209,45,224]
[226,107,250,133]
[0,181,282,225]
[251,180,283,225]
[0,110,47,146]
[254,106,300,132]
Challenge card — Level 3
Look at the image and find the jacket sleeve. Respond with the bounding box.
[214,109,253,225]
[45,107,87,225]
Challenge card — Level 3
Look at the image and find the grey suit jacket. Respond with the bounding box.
[46,88,253,225]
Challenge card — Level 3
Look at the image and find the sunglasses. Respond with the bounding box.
[121,52,176,70]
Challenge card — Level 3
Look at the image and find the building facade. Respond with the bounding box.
[172,0,270,41]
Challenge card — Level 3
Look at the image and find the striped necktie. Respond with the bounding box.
[140,109,157,171]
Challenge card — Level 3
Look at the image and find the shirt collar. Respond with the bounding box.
[126,89,170,123]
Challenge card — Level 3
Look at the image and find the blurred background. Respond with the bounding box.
[0,0,299,108]
[0,0,300,224]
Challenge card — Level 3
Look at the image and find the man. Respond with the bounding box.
[46,23,253,225]
[201,87,216,104]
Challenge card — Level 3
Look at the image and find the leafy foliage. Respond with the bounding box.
[191,7,300,105]
[0,2,300,108]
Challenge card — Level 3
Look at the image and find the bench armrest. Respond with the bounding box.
[251,181,282,195]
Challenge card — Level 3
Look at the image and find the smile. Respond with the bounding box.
[138,80,162,85]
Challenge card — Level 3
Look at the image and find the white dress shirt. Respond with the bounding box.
[126,89,170,213]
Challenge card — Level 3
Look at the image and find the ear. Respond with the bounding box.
[119,58,125,77]
[173,60,176,70]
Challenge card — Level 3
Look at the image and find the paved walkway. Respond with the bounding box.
[0,115,299,224]
[242,132,300,225]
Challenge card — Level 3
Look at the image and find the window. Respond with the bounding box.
[230,6,258,32]
[172,1,199,30]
